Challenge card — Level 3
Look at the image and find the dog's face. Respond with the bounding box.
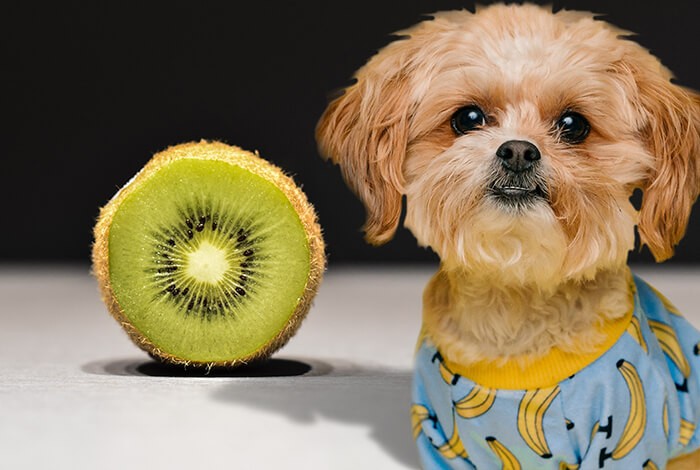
[317,4,700,286]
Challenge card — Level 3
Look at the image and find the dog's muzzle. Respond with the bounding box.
[489,140,548,206]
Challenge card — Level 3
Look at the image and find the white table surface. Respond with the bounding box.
[1,265,699,470]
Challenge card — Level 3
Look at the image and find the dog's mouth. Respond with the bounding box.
[487,182,548,206]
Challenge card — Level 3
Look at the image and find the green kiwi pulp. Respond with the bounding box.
[93,142,325,367]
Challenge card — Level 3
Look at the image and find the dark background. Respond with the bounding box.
[3,0,699,265]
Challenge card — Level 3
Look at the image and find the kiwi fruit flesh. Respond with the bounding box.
[92,141,325,367]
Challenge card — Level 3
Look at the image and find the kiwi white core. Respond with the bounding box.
[186,241,230,284]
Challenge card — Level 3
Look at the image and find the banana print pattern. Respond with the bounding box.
[437,412,469,460]
[611,360,646,460]
[679,419,696,447]
[413,275,700,469]
[455,385,497,419]
[626,315,648,354]
[559,462,580,470]
[411,403,431,439]
[486,436,521,470]
[590,421,599,443]
[642,459,659,470]
[432,352,460,386]
[517,385,560,458]
[411,404,471,462]
[648,319,691,379]
[646,284,681,316]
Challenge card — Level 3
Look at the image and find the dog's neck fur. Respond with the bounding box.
[422,265,632,366]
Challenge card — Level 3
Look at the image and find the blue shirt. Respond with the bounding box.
[412,275,700,469]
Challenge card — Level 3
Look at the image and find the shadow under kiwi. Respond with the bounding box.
[81,356,331,378]
[212,364,420,469]
[82,357,420,467]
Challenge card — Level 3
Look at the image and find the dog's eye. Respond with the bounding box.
[556,111,590,144]
[451,106,486,135]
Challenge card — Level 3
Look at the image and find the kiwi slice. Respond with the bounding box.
[92,141,325,367]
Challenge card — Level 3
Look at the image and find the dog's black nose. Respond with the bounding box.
[496,140,541,172]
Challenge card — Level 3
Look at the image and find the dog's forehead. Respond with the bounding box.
[438,9,622,82]
[482,31,584,80]
[406,6,634,121]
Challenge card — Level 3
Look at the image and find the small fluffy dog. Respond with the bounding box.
[317,4,700,470]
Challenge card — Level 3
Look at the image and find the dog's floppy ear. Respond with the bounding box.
[316,41,417,245]
[620,46,700,261]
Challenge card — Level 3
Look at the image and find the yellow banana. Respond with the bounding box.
[642,459,659,470]
[455,385,497,419]
[589,415,613,443]
[611,360,646,460]
[486,436,521,470]
[439,363,457,385]
[517,385,560,458]
[647,284,682,316]
[648,319,690,378]
[626,315,648,354]
[411,404,431,440]
[663,400,669,439]
[432,352,459,385]
[590,421,599,443]
[437,412,469,460]
[559,462,579,470]
[679,418,696,447]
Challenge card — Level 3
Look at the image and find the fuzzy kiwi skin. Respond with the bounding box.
[92,140,325,368]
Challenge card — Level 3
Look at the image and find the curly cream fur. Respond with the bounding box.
[423,267,631,364]
[317,4,700,365]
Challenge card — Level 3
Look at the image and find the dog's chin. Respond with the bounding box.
[406,189,635,289]
[406,194,570,287]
